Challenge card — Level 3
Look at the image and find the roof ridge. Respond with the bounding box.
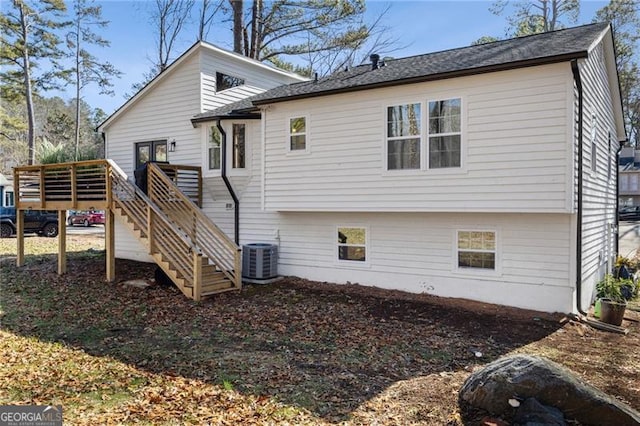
[358,21,609,66]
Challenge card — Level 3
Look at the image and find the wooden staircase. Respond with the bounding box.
[13,160,242,301]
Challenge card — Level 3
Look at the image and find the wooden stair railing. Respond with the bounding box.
[14,160,238,301]
[146,162,242,292]
[107,161,209,299]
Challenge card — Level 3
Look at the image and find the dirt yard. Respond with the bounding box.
[0,235,639,425]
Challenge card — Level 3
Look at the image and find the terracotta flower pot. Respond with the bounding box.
[599,299,627,326]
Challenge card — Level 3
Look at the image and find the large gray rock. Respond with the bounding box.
[459,355,640,426]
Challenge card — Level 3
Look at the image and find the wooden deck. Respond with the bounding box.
[13,160,241,300]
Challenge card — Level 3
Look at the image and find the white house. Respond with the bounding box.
[99,23,625,314]
[0,173,14,209]
[619,146,640,207]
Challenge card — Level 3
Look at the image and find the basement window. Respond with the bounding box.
[337,227,367,262]
[457,230,496,270]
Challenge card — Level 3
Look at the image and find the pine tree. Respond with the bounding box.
[0,0,70,164]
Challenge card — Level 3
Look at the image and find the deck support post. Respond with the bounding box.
[105,208,115,282]
[16,209,24,267]
[58,210,66,275]
[234,248,242,290]
[193,252,203,301]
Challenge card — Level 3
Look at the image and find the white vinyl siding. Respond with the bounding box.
[200,49,305,113]
[103,45,304,263]
[577,40,620,309]
[263,63,572,213]
[199,119,573,313]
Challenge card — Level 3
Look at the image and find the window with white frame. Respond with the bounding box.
[289,117,307,151]
[429,98,461,168]
[385,98,462,170]
[232,124,245,168]
[216,72,244,92]
[208,126,221,170]
[457,230,496,270]
[4,190,14,207]
[337,227,366,262]
[387,103,421,169]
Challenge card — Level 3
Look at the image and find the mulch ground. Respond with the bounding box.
[0,235,639,425]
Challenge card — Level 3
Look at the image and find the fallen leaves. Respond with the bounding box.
[1,235,639,425]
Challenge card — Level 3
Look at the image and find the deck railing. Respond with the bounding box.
[147,162,242,290]
[13,160,240,300]
[14,160,110,210]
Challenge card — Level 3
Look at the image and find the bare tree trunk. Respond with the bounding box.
[249,0,262,59]
[18,3,35,165]
[158,0,167,70]
[231,0,243,54]
[550,0,558,32]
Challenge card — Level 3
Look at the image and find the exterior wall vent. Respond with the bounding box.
[242,243,278,279]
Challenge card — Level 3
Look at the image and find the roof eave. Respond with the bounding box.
[191,113,261,126]
[253,51,589,106]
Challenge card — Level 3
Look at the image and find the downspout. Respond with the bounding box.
[216,120,240,245]
[571,59,587,316]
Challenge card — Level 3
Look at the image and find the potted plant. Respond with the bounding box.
[596,274,637,326]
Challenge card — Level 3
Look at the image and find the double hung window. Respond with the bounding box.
[337,227,367,262]
[208,126,221,170]
[386,97,461,170]
[232,124,245,169]
[289,117,307,151]
[457,230,496,270]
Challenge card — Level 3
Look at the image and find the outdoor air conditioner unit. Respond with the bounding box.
[242,243,278,279]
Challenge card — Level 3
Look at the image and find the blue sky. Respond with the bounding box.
[65,0,609,115]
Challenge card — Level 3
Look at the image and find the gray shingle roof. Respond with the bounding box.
[250,22,609,105]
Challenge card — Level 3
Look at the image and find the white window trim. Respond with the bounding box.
[286,115,310,155]
[426,96,464,171]
[382,96,466,175]
[229,121,250,176]
[203,125,222,177]
[335,225,370,267]
[384,101,423,173]
[201,122,251,177]
[215,71,246,93]
[452,228,501,277]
